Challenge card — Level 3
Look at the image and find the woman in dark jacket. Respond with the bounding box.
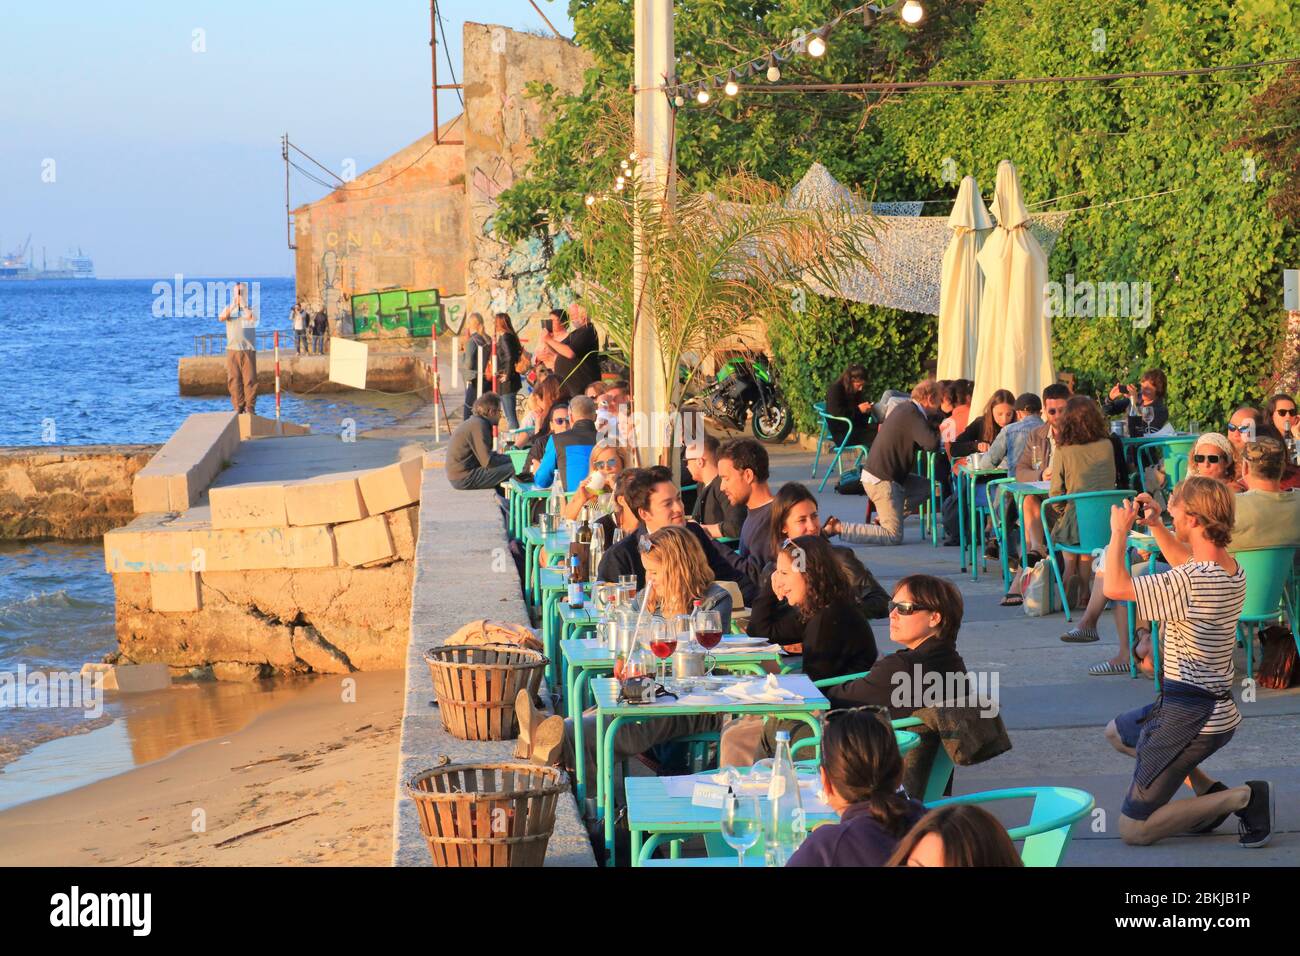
[460,313,493,420]
[493,313,523,430]
[786,707,927,867]
[1102,367,1169,437]
[948,389,1016,459]
[825,364,875,448]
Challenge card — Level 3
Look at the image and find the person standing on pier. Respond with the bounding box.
[311,304,328,355]
[543,302,600,398]
[291,300,307,354]
[219,282,258,414]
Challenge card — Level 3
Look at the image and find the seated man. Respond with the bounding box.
[1101,478,1272,847]
[446,393,515,491]
[686,434,747,541]
[534,395,599,493]
[595,466,757,605]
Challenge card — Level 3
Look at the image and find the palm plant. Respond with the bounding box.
[570,96,880,460]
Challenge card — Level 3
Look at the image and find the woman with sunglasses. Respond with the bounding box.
[1188,432,1238,487]
[1264,393,1300,444]
[1104,368,1171,437]
[785,707,927,867]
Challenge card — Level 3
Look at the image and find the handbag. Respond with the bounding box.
[1021,560,1060,617]
[912,706,1013,767]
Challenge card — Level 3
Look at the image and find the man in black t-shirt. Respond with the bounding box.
[544,302,600,398]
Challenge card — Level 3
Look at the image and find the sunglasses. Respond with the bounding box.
[1277,408,1298,418]
[592,457,620,469]
[1226,424,1253,433]
[1044,407,1061,416]
[888,600,932,616]
[551,417,570,426]
[1193,454,1223,464]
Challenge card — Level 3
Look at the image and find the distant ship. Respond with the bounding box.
[0,235,95,280]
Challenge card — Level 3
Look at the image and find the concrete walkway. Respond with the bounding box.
[765,443,1300,866]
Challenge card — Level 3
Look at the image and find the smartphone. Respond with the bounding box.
[541,318,553,335]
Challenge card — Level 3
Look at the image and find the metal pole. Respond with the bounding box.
[632,0,675,467]
[430,0,439,142]
[282,134,295,250]
[432,333,442,442]
[476,345,484,400]
[451,332,461,388]
[274,330,282,433]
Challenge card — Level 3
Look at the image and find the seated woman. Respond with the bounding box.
[1069,431,1234,674]
[524,401,570,477]
[1262,393,1300,489]
[515,375,562,448]
[885,804,1022,867]
[1044,395,1119,609]
[824,364,876,449]
[1103,368,1171,437]
[562,442,628,526]
[785,707,927,867]
[938,379,973,453]
[561,524,728,782]
[773,482,890,627]
[942,389,1016,555]
[718,535,879,766]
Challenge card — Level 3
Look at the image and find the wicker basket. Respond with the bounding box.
[407,759,567,867]
[424,643,547,741]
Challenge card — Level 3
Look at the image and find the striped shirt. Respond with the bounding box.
[1132,560,1247,734]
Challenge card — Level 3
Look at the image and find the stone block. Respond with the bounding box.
[150,571,202,612]
[132,473,172,514]
[111,662,173,693]
[133,412,238,513]
[334,514,395,566]
[238,414,311,439]
[358,455,423,515]
[386,505,419,561]
[284,474,367,527]
[190,525,338,571]
[80,662,118,691]
[209,482,289,529]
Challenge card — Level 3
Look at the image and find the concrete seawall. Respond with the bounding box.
[179,345,439,397]
[393,456,594,867]
[0,444,161,540]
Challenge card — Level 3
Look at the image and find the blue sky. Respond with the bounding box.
[1,1,575,277]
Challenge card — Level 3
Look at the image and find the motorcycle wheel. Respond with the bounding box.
[751,401,794,443]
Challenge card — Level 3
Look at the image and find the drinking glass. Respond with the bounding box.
[721,792,762,868]
[647,616,675,683]
[693,607,723,676]
[1030,446,1042,474]
[618,574,639,608]
[1141,405,1154,428]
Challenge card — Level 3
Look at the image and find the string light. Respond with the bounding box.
[663,1,925,108]
[584,194,596,206]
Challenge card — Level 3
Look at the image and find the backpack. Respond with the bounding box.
[835,471,864,495]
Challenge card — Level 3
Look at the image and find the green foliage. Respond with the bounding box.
[770,298,936,435]
[873,0,1300,425]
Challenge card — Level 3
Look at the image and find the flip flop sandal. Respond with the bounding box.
[1088,661,1129,676]
[1061,626,1100,643]
[1000,592,1024,607]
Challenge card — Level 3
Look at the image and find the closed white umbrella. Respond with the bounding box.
[936,175,993,380]
[970,160,1053,414]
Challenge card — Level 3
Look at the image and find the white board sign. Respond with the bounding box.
[329,337,369,390]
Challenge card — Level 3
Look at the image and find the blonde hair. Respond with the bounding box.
[642,525,714,618]
[587,442,627,472]
[1169,475,1235,548]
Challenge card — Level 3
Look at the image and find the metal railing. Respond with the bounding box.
[193,331,319,355]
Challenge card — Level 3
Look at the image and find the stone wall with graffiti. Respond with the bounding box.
[350,288,466,338]
[292,123,467,328]
[462,23,591,342]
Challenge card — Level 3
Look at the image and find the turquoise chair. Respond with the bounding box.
[984,476,1018,590]
[914,450,942,545]
[1230,547,1299,679]
[1135,436,1196,495]
[811,402,871,493]
[925,786,1095,867]
[1040,489,1136,621]
[642,785,1094,867]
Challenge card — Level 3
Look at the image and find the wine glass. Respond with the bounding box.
[693,607,723,677]
[720,792,762,868]
[1141,404,1154,430]
[1030,445,1043,475]
[647,616,675,683]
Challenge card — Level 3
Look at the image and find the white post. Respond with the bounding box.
[632,0,675,467]
[451,332,461,388]
[476,345,484,400]
[432,333,442,442]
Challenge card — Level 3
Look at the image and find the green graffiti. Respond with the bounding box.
[349,287,461,337]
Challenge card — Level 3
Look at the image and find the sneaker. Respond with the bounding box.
[1189,781,1230,834]
[1237,780,1274,847]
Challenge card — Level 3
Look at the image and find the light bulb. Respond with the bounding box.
[614,180,624,192]
[674,94,684,107]
[901,1,924,24]
[584,194,595,206]
[724,79,739,96]
[620,159,629,169]
[696,87,710,104]
[629,151,637,161]
[766,62,781,82]
[807,34,826,57]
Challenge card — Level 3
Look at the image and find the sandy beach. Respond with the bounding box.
[0,670,405,866]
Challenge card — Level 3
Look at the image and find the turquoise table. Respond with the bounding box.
[954,464,1007,580]
[537,568,592,688]
[507,447,529,475]
[625,732,920,867]
[994,480,1050,590]
[506,478,551,540]
[591,673,830,866]
[520,527,572,606]
[559,637,784,803]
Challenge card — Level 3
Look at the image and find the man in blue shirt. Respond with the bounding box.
[535,395,598,493]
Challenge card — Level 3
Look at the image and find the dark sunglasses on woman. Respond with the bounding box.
[888,600,932,615]
[1193,454,1222,464]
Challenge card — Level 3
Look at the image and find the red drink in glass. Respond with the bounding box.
[695,630,723,650]
[649,639,677,659]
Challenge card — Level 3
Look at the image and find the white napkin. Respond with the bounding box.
[721,674,801,703]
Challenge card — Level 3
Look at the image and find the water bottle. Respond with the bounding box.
[546,473,566,521]
[587,515,605,584]
[567,555,584,609]
[764,730,806,867]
